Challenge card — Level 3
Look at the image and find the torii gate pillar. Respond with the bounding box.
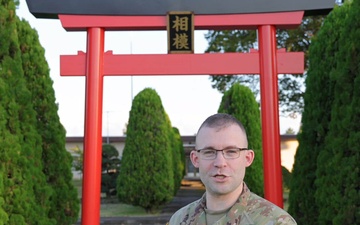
[258,25,282,202]
[81,28,105,224]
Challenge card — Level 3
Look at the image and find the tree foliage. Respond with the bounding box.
[101,144,121,197]
[70,146,83,175]
[170,126,186,195]
[17,18,80,224]
[218,83,264,196]
[1,1,79,224]
[0,1,54,224]
[173,127,186,177]
[289,2,359,224]
[117,88,174,212]
[0,174,7,225]
[204,3,342,116]
[288,5,343,224]
[281,166,291,190]
[315,1,359,224]
[285,128,296,135]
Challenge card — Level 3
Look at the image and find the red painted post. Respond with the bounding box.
[258,25,283,208]
[81,27,105,225]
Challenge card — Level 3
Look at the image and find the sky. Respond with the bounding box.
[16,0,301,137]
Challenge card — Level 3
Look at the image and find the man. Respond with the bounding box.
[168,113,296,225]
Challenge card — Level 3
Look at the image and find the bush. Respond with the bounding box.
[117,88,174,212]
[282,166,291,190]
[17,18,79,224]
[315,1,360,224]
[218,83,264,197]
[288,4,350,224]
[101,144,121,197]
[170,127,186,195]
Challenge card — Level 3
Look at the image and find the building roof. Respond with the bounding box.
[27,0,334,19]
[66,134,297,143]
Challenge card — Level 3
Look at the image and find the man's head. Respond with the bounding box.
[195,113,248,145]
[191,113,254,198]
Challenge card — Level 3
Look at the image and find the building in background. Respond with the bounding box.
[66,135,298,179]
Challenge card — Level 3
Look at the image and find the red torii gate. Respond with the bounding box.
[59,13,303,223]
[25,0,333,224]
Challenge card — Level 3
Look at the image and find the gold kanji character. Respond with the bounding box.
[172,16,188,32]
[172,33,189,49]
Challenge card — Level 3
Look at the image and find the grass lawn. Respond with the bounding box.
[72,179,150,218]
[100,203,147,217]
[283,189,290,211]
[73,178,291,218]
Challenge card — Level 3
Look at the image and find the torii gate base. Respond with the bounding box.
[59,13,304,224]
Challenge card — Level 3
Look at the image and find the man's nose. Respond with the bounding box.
[213,151,227,167]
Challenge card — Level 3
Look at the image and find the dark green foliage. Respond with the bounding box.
[0,1,54,224]
[164,115,176,195]
[117,88,174,212]
[281,166,291,190]
[173,127,186,177]
[218,83,264,197]
[288,3,359,225]
[0,173,8,224]
[315,1,359,224]
[288,5,345,224]
[102,144,121,197]
[16,18,79,224]
[0,2,11,222]
[170,127,186,195]
[70,146,83,175]
[204,12,340,115]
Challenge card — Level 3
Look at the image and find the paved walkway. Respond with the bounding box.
[75,180,205,225]
[161,180,205,215]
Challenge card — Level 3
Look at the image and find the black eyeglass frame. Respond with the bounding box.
[195,147,249,160]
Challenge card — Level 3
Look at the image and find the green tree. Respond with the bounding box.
[17,18,80,224]
[288,4,349,224]
[285,128,296,135]
[70,146,84,175]
[0,173,7,225]
[281,166,291,191]
[117,88,174,212]
[101,144,121,197]
[218,83,264,196]
[0,1,9,212]
[205,1,342,116]
[315,1,359,224]
[173,127,186,177]
[0,1,54,224]
[170,127,186,195]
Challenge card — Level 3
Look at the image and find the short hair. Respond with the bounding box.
[196,113,248,139]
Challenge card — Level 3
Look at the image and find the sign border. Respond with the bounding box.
[167,11,194,54]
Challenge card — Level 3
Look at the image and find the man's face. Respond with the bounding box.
[190,124,254,197]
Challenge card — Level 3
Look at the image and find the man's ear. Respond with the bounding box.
[245,150,255,167]
[190,150,200,168]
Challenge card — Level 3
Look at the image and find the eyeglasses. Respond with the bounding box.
[196,147,248,160]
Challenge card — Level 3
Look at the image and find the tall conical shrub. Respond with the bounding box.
[218,83,264,196]
[16,18,79,224]
[117,88,174,212]
[288,4,350,224]
[170,126,185,195]
[0,1,54,224]
[101,144,121,197]
[0,173,7,224]
[315,1,359,224]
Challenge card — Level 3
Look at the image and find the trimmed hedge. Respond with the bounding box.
[117,88,174,212]
[218,83,264,197]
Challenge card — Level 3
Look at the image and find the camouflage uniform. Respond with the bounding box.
[168,183,296,225]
